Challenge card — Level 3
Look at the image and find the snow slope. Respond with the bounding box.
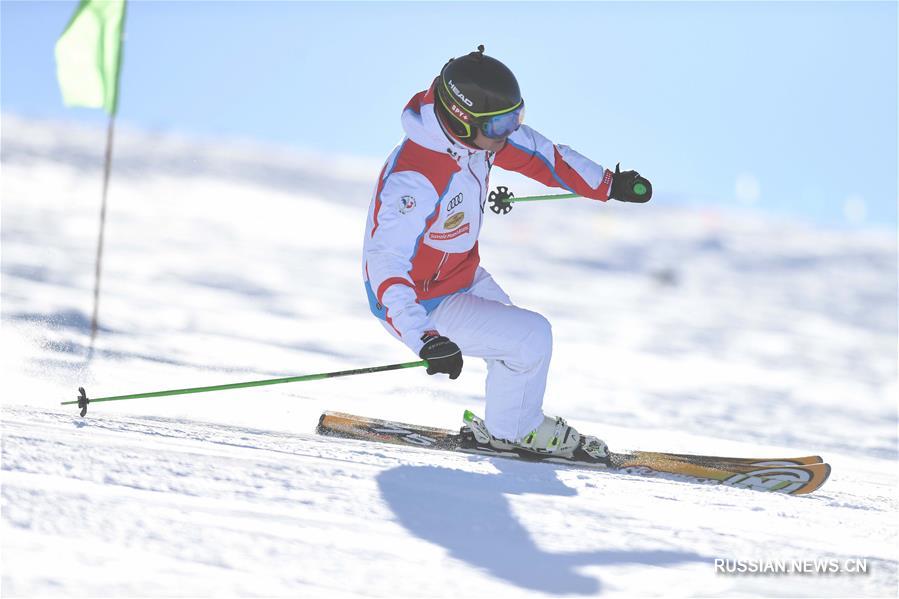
[2,114,897,597]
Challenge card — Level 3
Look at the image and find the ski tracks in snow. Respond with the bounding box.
[2,404,896,597]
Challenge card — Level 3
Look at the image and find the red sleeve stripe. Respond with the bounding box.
[551,146,609,201]
[370,162,389,238]
[495,141,573,192]
[370,142,409,239]
[377,277,415,305]
[385,315,402,337]
[496,140,610,201]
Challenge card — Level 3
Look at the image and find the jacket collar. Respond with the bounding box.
[401,82,486,159]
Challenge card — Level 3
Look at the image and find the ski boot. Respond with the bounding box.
[462,410,608,460]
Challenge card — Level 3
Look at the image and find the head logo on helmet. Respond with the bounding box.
[447,80,474,107]
[435,45,525,143]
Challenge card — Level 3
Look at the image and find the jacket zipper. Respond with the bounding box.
[426,252,449,293]
[468,153,488,229]
[424,153,483,294]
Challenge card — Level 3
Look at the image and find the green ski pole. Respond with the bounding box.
[487,186,579,215]
[487,166,652,215]
[63,360,428,417]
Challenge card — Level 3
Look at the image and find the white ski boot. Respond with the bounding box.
[463,410,608,460]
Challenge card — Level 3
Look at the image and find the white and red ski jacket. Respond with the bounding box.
[362,82,614,354]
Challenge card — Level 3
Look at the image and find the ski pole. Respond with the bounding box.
[488,186,579,215]
[62,360,428,417]
[488,165,651,215]
[501,191,581,203]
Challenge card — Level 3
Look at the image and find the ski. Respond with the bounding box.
[316,411,831,496]
[632,451,823,468]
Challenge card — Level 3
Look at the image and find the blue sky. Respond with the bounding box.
[2,1,896,228]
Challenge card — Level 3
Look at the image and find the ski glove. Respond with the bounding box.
[419,331,463,379]
[609,163,653,203]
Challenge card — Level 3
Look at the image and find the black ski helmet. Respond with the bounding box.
[436,45,523,141]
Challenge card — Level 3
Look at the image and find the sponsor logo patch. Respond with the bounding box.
[429,223,470,241]
[444,212,465,230]
[446,192,463,212]
[398,195,416,214]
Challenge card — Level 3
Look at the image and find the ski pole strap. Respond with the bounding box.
[62,360,428,417]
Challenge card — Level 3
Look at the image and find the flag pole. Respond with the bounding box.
[88,114,116,352]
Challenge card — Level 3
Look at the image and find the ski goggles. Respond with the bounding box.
[479,103,526,139]
[437,82,525,140]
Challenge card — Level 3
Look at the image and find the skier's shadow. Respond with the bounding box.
[377,458,705,595]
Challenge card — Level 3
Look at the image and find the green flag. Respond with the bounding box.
[55,0,126,115]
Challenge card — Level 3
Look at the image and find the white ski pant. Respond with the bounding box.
[383,267,549,441]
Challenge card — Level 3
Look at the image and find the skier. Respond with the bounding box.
[362,45,651,459]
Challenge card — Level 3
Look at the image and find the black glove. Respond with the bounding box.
[609,163,652,203]
[419,331,463,379]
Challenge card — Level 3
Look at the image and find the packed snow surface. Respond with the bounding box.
[2,115,897,597]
